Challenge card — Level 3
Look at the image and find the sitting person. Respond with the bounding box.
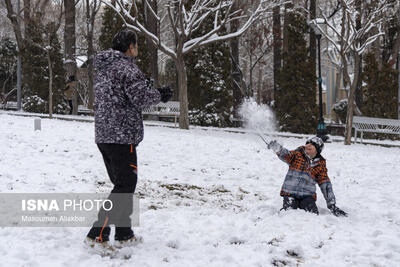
[267,136,347,217]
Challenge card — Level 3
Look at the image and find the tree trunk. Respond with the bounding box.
[249,56,253,96]
[282,3,292,58]
[273,5,281,99]
[24,0,30,39]
[64,0,77,114]
[47,50,53,118]
[342,56,351,93]
[397,8,400,119]
[334,68,342,103]
[5,0,24,110]
[145,0,159,88]
[389,13,400,68]
[257,65,262,104]
[175,55,189,129]
[345,54,361,145]
[4,0,24,50]
[397,46,400,119]
[372,27,381,68]
[355,0,363,109]
[309,0,316,97]
[87,34,94,110]
[230,0,242,117]
[86,0,94,110]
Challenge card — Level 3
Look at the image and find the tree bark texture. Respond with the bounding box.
[85,0,99,110]
[175,55,189,129]
[230,0,242,117]
[47,50,53,118]
[273,5,281,99]
[145,0,159,88]
[354,0,363,109]
[309,0,316,101]
[24,0,31,39]
[345,54,361,145]
[64,0,77,114]
[4,0,24,51]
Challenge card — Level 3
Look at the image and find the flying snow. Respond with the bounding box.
[238,98,276,135]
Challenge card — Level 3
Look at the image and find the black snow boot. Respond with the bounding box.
[87,226,111,242]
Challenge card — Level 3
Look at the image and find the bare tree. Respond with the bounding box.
[45,21,64,118]
[109,0,285,129]
[144,0,159,88]
[272,4,281,101]
[64,0,78,114]
[314,0,390,145]
[240,15,272,102]
[0,1,14,38]
[24,0,31,38]
[4,0,24,51]
[29,1,64,118]
[309,0,316,98]
[82,0,101,109]
[1,52,16,104]
[230,0,243,116]
[5,0,64,116]
[354,0,362,109]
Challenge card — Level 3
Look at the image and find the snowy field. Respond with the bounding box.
[0,113,400,267]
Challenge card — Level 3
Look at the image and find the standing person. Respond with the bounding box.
[85,29,173,248]
[64,76,75,115]
[267,136,347,216]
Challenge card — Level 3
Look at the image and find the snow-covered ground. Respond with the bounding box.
[0,113,399,267]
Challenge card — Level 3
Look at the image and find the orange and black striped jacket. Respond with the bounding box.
[276,146,336,206]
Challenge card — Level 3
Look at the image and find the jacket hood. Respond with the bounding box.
[94,49,134,71]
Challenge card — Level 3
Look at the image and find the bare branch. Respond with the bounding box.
[144,0,160,21]
[167,3,180,42]
[109,0,176,59]
[178,1,185,38]
[4,0,24,49]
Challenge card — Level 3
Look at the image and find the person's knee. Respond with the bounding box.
[282,196,298,210]
[300,197,319,214]
[304,205,319,214]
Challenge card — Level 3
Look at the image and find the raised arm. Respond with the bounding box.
[124,68,161,110]
[268,140,296,165]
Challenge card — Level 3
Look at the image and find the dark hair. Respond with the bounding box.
[112,30,137,53]
[67,75,75,82]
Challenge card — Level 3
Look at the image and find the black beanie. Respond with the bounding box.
[306,136,324,155]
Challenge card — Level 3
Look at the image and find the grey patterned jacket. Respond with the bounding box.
[276,146,336,206]
[94,49,161,145]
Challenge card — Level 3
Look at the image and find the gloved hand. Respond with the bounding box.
[267,140,282,153]
[328,204,348,217]
[145,78,154,88]
[157,86,173,103]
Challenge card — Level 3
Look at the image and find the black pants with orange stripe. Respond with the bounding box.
[87,143,138,241]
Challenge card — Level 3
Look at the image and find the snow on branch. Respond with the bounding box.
[105,0,176,58]
[182,0,286,54]
[107,0,286,59]
[144,0,160,21]
[314,0,390,57]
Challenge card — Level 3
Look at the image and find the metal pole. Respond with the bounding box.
[17,0,22,110]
